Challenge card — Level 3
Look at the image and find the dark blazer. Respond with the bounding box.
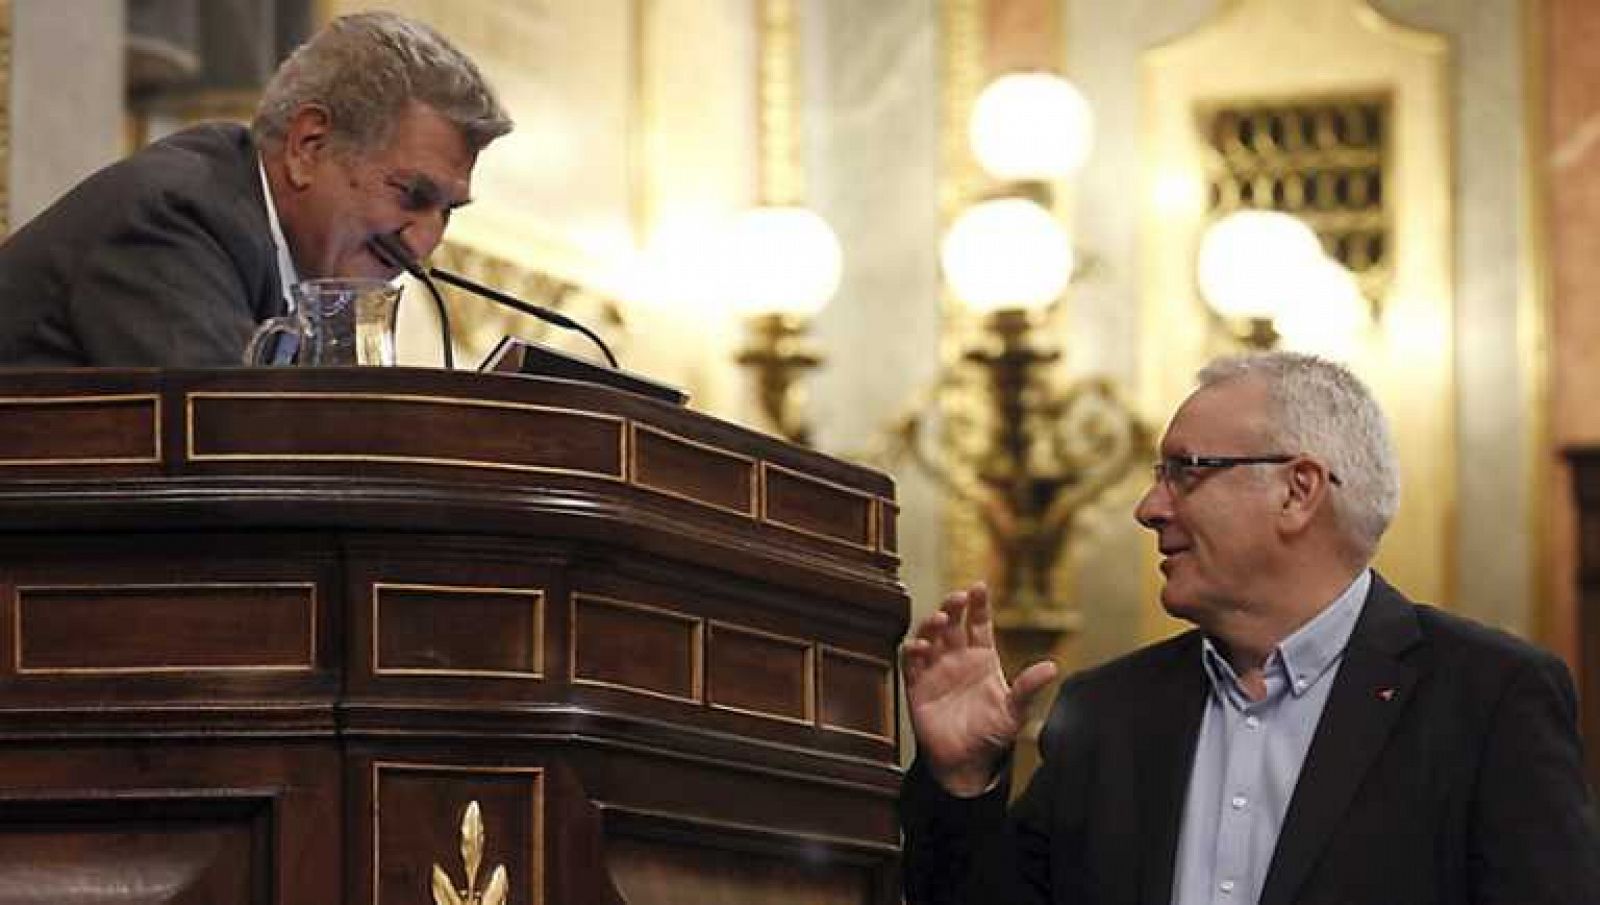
[0,123,285,367]
[901,574,1600,905]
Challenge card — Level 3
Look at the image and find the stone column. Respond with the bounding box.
[7,0,124,231]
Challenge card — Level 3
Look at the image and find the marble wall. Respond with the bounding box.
[1377,0,1540,638]
[802,0,946,613]
[7,0,124,230]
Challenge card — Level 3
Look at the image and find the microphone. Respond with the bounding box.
[368,233,619,369]
[369,232,453,369]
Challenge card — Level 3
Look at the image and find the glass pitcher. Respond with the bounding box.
[244,278,401,366]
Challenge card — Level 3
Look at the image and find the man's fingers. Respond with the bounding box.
[900,636,930,686]
[937,589,970,652]
[963,581,996,648]
[1008,660,1060,713]
[910,607,946,642]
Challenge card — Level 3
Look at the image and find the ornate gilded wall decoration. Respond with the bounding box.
[1199,94,1392,303]
[756,0,800,206]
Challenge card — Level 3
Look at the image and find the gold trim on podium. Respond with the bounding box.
[0,394,162,466]
[13,581,317,675]
[705,619,816,727]
[186,391,628,481]
[568,592,705,704]
[371,583,546,680]
[629,422,760,518]
[816,644,895,743]
[760,460,880,552]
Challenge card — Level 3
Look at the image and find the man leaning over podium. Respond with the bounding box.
[0,10,511,368]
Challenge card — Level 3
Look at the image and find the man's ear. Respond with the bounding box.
[1278,457,1332,534]
[281,104,334,189]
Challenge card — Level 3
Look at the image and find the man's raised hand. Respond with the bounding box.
[900,583,1059,797]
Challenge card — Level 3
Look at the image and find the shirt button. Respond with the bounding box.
[1220,880,1236,894]
[1245,715,1261,729]
[1231,795,1248,809]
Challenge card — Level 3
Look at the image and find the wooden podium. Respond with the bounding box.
[0,367,907,905]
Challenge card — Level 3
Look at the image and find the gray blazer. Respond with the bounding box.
[0,123,285,366]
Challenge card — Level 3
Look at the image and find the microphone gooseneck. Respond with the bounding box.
[368,233,453,369]
[367,233,619,370]
[424,267,620,369]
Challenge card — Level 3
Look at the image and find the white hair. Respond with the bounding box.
[1197,351,1399,561]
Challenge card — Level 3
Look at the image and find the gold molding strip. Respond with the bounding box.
[568,592,705,704]
[705,619,816,726]
[939,0,987,221]
[877,498,900,555]
[1520,0,1557,650]
[14,581,317,675]
[371,762,545,905]
[816,643,895,743]
[0,394,162,466]
[185,391,627,481]
[757,0,802,205]
[371,582,545,680]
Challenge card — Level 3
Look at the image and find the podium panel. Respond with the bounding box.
[0,368,907,905]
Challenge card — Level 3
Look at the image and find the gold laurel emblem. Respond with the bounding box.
[431,801,509,905]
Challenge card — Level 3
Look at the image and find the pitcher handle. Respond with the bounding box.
[243,315,305,366]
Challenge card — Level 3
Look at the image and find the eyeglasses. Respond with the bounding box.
[1152,453,1343,489]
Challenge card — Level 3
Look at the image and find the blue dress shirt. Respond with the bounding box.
[1171,569,1370,905]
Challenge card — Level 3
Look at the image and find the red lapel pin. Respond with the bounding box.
[1376,687,1397,702]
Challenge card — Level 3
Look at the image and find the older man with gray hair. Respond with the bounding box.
[900,351,1600,905]
[0,10,511,366]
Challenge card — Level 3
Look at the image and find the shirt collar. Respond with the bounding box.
[257,155,300,312]
[1200,568,1371,702]
[1276,568,1369,696]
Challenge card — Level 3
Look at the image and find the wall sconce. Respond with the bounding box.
[727,205,843,445]
[931,199,1146,637]
[969,72,1095,185]
[1197,209,1371,352]
[887,73,1146,655]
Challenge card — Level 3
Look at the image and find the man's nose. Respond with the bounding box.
[402,214,448,259]
[1134,479,1170,530]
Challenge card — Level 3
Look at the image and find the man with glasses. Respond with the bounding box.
[900,351,1599,905]
[0,11,511,366]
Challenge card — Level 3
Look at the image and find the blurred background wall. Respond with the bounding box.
[3,0,1597,769]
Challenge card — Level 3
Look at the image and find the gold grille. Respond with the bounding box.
[1199,95,1391,301]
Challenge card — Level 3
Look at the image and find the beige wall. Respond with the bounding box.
[7,0,123,231]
